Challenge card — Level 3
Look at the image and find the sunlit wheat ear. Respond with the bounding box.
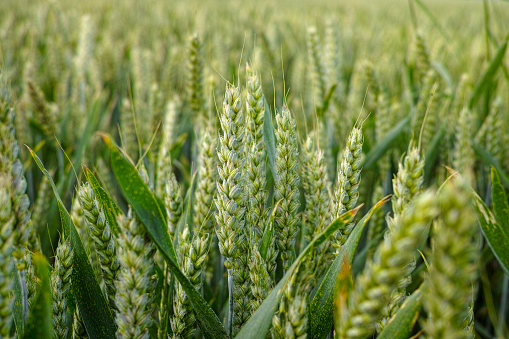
[115,210,157,338]
[52,239,72,339]
[274,105,300,272]
[171,226,210,338]
[245,64,268,243]
[422,180,479,339]
[331,126,363,251]
[378,146,424,331]
[78,182,120,310]
[339,191,438,339]
[214,84,246,336]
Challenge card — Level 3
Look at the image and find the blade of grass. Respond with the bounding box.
[308,196,390,339]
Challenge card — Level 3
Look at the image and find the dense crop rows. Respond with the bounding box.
[1,0,509,338]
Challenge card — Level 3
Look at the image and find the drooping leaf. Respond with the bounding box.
[84,166,122,236]
[28,148,117,338]
[361,114,411,169]
[491,167,509,237]
[468,34,509,108]
[236,206,361,339]
[102,134,228,339]
[308,196,390,339]
[377,286,424,339]
[473,190,509,275]
[22,254,52,339]
[263,98,277,179]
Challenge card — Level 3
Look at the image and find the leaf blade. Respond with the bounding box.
[103,134,228,339]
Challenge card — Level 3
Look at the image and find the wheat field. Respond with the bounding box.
[1,0,509,338]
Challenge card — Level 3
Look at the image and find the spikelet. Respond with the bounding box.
[214,84,246,270]
[453,108,475,177]
[26,76,57,138]
[52,239,72,339]
[164,173,182,240]
[248,244,270,314]
[0,176,14,337]
[156,99,180,198]
[274,105,300,272]
[120,99,138,162]
[170,227,210,339]
[478,98,504,166]
[331,127,363,249]
[422,181,479,339]
[0,75,32,269]
[188,33,206,124]
[307,26,327,111]
[193,126,217,234]
[78,183,120,310]
[412,31,432,81]
[115,210,157,338]
[338,191,438,338]
[378,146,424,331]
[412,69,439,148]
[325,17,344,105]
[245,64,268,242]
[31,175,52,233]
[302,135,330,245]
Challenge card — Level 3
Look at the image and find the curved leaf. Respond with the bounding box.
[308,196,390,339]
[473,190,509,276]
[28,148,117,338]
[22,254,52,339]
[468,34,509,109]
[236,206,361,339]
[102,134,228,339]
[377,286,423,339]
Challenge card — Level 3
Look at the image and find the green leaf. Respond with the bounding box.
[102,134,228,339]
[28,148,117,338]
[263,98,277,179]
[22,254,52,339]
[473,190,509,276]
[308,196,389,339]
[472,142,509,188]
[236,206,361,339]
[84,166,122,236]
[12,265,27,336]
[361,114,411,169]
[413,0,450,41]
[469,34,509,108]
[491,167,509,237]
[377,286,424,339]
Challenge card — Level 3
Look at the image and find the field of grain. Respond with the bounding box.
[1,0,509,338]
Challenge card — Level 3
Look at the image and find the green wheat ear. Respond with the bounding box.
[274,105,300,272]
[331,126,363,250]
[422,180,479,339]
[52,238,72,339]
